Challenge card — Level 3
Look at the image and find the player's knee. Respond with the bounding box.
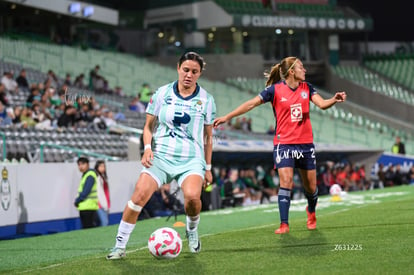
[127,200,143,212]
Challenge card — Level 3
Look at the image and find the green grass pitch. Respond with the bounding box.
[1,185,413,274]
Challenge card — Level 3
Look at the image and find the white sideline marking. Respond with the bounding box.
[20,263,64,273]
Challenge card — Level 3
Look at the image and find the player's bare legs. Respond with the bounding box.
[107,173,158,260]
[181,175,203,253]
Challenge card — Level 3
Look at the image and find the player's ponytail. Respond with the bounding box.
[264,63,282,86]
[265,56,298,87]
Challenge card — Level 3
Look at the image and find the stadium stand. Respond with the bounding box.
[331,65,414,106]
[363,53,414,91]
[1,35,414,162]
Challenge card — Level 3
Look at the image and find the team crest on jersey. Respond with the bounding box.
[301,91,308,99]
[194,100,203,112]
[290,103,302,122]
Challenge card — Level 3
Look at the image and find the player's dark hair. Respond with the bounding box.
[178,52,205,71]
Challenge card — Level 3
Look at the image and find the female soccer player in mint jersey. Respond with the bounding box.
[107,52,216,259]
[214,57,346,234]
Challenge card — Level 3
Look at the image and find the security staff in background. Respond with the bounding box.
[74,157,99,229]
[392,136,406,155]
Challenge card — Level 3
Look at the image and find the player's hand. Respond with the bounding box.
[213,116,227,128]
[203,170,213,189]
[141,149,153,168]
[335,91,347,102]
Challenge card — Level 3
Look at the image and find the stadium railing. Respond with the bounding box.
[39,142,120,163]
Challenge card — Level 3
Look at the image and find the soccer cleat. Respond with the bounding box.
[274,223,289,234]
[106,247,126,260]
[186,230,201,253]
[306,206,317,230]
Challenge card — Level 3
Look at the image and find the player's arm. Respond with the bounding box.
[312,91,346,110]
[141,114,156,168]
[203,124,213,185]
[213,96,262,127]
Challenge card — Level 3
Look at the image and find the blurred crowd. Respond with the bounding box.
[0,66,131,130]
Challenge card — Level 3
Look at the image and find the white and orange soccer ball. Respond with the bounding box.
[148,227,182,259]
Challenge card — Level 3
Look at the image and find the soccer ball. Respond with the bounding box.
[148,227,182,259]
[329,184,342,196]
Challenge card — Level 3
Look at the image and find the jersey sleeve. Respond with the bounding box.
[307,82,317,98]
[258,85,275,103]
[146,87,163,116]
[205,94,216,125]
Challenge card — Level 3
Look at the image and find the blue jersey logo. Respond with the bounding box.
[172,111,191,127]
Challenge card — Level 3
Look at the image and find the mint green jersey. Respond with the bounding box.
[146,81,216,162]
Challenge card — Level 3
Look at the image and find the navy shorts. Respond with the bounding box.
[273,143,316,170]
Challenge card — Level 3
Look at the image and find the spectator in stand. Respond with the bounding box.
[391,136,405,155]
[12,106,22,125]
[64,73,72,86]
[240,168,262,205]
[138,83,152,107]
[76,104,94,128]
[114,86,124,97]
[45,70,59,89]
[37,82,45,94]
[375,163,386,189]
[318,162,335,195]
[384,164,395,187]
[260,167,279,203]
[336,164,351,191]
[0,83,10,107]
[241,117,250,132]
[92,109,107,130]
[407,165,414,185]
[113,109,126,122]
[89,65,101,91]
[20,107,37,128]
[393,164,405,185]
[16,69,29,89]
[74,73,86,89]
[222,168,245,207]
[349,164,362,191]
[141,184,184,219]
[209,168,226,210]
[26,87,42,107]
[233,117,242,130]
[102,110,117,128]
[0,102,13,126]
[57,105,77,128]
[128,96,146,113]
[1,72,18,94]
